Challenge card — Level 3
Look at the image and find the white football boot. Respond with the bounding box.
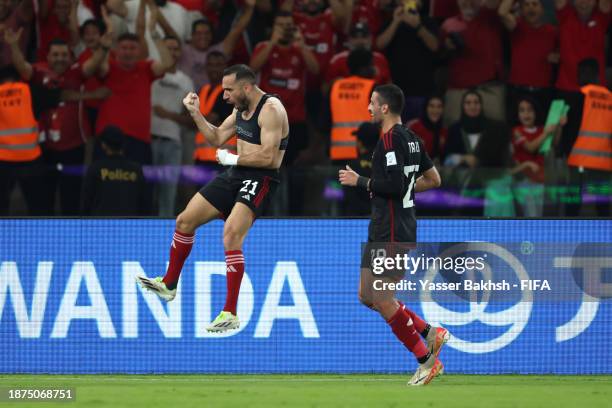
[136,276,176,301]
[206,311,241,333]
[426,326,451,358]
[407,354,444,386]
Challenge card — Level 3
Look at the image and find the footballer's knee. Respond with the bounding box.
[359,295,376,311]
[372,298,399,320]
[175,212,197,234]
[358,289,374,309]
[223,222,245,251]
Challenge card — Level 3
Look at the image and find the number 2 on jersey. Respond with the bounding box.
[403,165,419,208]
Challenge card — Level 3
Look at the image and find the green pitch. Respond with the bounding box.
[1,375,610,407]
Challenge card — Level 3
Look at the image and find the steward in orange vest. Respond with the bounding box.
[0,67,47,215]
[329,48,376,161]
[567,83,612,171]
[0,81,40,162]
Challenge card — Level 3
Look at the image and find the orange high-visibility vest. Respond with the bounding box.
[194,83,237,162]
[329,76,375,160]
[567,84,612,171]
[0,81,40,162]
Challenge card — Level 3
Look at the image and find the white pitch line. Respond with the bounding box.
[0,376,405,383]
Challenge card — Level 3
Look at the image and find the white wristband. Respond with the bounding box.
[217,149,239,166]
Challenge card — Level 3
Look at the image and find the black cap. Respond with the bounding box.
[352,122,380,150]
[350,21,370,37]
[99,126,125,151]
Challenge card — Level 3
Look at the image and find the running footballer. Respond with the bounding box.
[339,84,449,386]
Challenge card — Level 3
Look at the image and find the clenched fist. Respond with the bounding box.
[183,92,200,115]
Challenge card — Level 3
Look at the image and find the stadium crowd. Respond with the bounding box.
[0,0,610,217]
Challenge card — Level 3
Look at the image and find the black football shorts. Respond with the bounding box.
[199,165,279,219]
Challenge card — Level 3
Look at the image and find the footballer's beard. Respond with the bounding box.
[234,95,250,112]
[370,113,383,124]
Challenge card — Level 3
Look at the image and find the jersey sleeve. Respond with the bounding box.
[381,129,406,173]
[418,138,434,174]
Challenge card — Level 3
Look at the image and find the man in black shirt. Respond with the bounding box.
[81,126,150,216]
[343,122,379,216]
[339,84,447,386]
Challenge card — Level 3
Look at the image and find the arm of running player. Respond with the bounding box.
[339,132,406,197]
[234,103,283,168]
[183,92,236,146]
[415,167,441,192]
[414,139,440,192]
[339,163,406,197]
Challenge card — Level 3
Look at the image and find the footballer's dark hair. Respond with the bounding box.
[373,84,405,115]
[223,64,256,84]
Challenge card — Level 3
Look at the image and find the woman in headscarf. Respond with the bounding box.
[443,89,513,216]
[406,95,447,163]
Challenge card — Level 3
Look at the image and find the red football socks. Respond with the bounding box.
[162,230,194,290]
[387,304,430,361]
[223,250,245,315]
[399,301,428,334]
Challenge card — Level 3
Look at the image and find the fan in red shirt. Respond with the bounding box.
[325,22,391,91]
[250,11,319,165]
[555,0,610,92]
[341,0,382,50]
[5,27,111,214]
[76,18,113,128]
[290,0,344,89]
[510,97,565,216]
[440,0,505,123]
[406,95,447,162]
[96,22,174,164]
[37,0,80,61]
[498,0,558,125]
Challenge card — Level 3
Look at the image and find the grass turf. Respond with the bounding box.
[0,375,610,407]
